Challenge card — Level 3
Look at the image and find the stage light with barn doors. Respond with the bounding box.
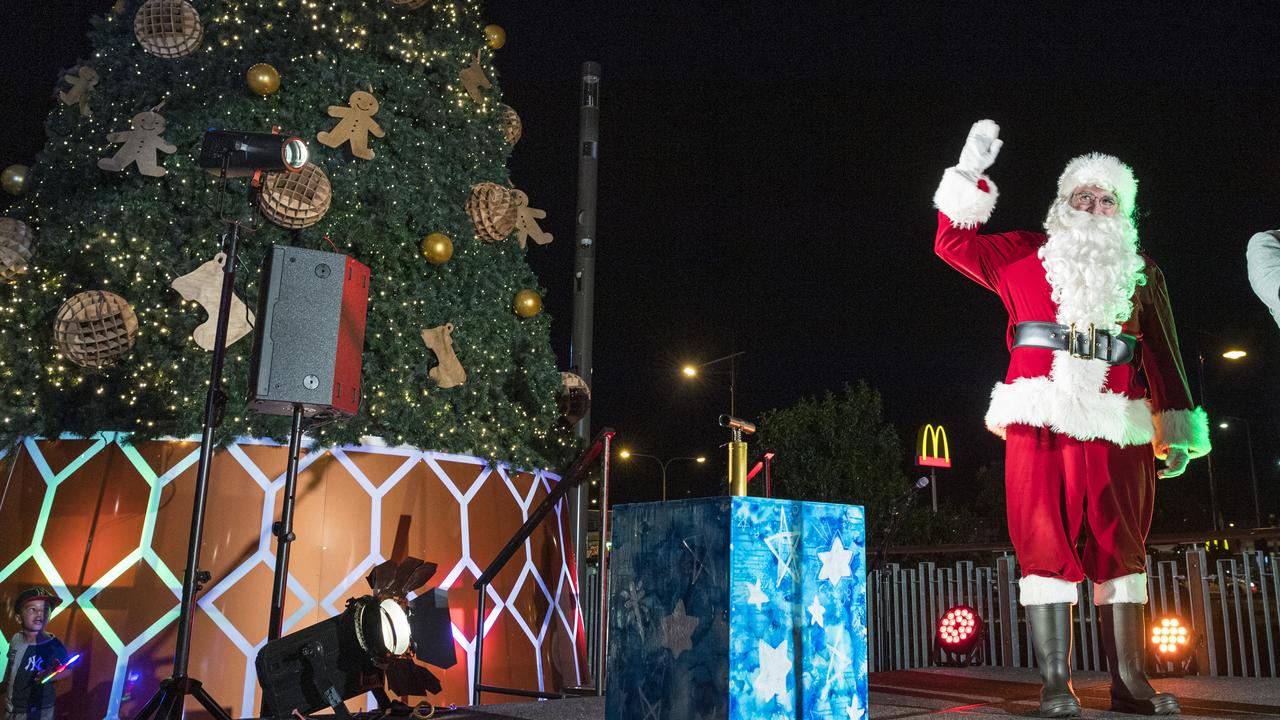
[255,557,456,717]
[935,605,984,665]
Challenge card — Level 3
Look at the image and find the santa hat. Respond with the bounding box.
[1056,153,1137,217]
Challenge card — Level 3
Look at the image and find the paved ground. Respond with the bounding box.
[449,667,1280,718]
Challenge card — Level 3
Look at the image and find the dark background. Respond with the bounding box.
[3,1,1277,529]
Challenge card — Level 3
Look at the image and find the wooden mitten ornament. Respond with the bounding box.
[98,110,176,177]
[171,252,255,350]
[317,90,385,160]
[460,51,491,103]
[421,323,466,388]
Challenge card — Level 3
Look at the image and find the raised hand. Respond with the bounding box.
[957,119,1003,176]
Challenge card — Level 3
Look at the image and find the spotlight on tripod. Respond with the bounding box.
[199,129,308,177]
[133,128,309,720]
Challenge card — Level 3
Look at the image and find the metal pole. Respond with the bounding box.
[595,432,612,694]
[1233,417,1262,528]
[267,404,305,642]
[473,588,486,705]
[1246,422,1260,528]
[1197,352,1221,531]
[173,222,241,678]
[570,61,600,645]
[730,353,736,418]
[661,460,668,503]
[931,467,937,513]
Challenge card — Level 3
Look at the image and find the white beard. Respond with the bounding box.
[1039,200,1146,335]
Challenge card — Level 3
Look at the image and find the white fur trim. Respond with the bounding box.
[1152,407,1211,459]
[1093,573,1148,605]
[933,166,997,229]
[985,352,1155,446]
[1019,575,1079,606]
[1056,153,1138,218]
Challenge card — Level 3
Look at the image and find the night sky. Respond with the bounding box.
[3,2,1278,525]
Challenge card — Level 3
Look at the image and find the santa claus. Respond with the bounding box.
[932,120,1210,717]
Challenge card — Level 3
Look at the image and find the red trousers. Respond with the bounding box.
[1005,424,1155,584]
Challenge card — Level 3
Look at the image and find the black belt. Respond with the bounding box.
[1012,321,1136,365]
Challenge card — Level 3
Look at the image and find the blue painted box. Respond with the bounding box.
[605,497,867,720]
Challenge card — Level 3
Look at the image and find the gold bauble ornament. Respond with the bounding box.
[54,290,139,368]
[513,288,542,318]
[259,163,332,229]
[134,0,203,59]
[1,165,29,196]
[420,232,453,265]
[465,182,518,242]
[484,24,506,49]
[246,63,281,96]
[0,218,35,282]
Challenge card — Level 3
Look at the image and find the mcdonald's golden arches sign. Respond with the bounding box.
[916,423,951,468]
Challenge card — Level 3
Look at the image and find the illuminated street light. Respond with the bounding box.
[681,350,746,416]
[619,450,707,501]
[1218,416,1261,528]
[1194,340,1251,531]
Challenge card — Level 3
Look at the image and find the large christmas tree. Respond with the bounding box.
[0,0,572,469]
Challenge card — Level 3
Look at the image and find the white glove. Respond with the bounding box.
[956,119,1003,176]
[1157,447,1190,479]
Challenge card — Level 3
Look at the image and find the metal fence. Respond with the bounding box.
[868,548,1280,677]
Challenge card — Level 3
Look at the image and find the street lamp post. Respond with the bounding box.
[619,451,706,501]
[682,351,746,417]
[1195,344,1249,531]
[1218,416,1261,529]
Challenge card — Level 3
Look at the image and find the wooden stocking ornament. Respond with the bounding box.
[421,323,466,388]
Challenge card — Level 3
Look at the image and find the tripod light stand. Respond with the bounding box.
[133,130,307,720]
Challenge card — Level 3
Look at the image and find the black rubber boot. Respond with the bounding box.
[1026,603,1082,718]
[1099,602,1181,715]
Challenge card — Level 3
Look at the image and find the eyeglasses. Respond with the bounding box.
[1070,190,1118,210]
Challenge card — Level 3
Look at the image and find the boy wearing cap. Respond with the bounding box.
[1,587,68,720]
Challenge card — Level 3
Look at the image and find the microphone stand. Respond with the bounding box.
[874,478,929,571]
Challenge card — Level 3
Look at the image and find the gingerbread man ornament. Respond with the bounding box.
[98,110,176,177]
[58,65,99,117]
[317,90,385,160]
[513,190,552,249]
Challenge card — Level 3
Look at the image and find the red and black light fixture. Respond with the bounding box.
[936,604,984,666]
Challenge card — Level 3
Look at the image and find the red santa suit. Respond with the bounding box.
[931,155,1210,606]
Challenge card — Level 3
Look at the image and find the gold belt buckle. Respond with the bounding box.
[1068,323,1098,359]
